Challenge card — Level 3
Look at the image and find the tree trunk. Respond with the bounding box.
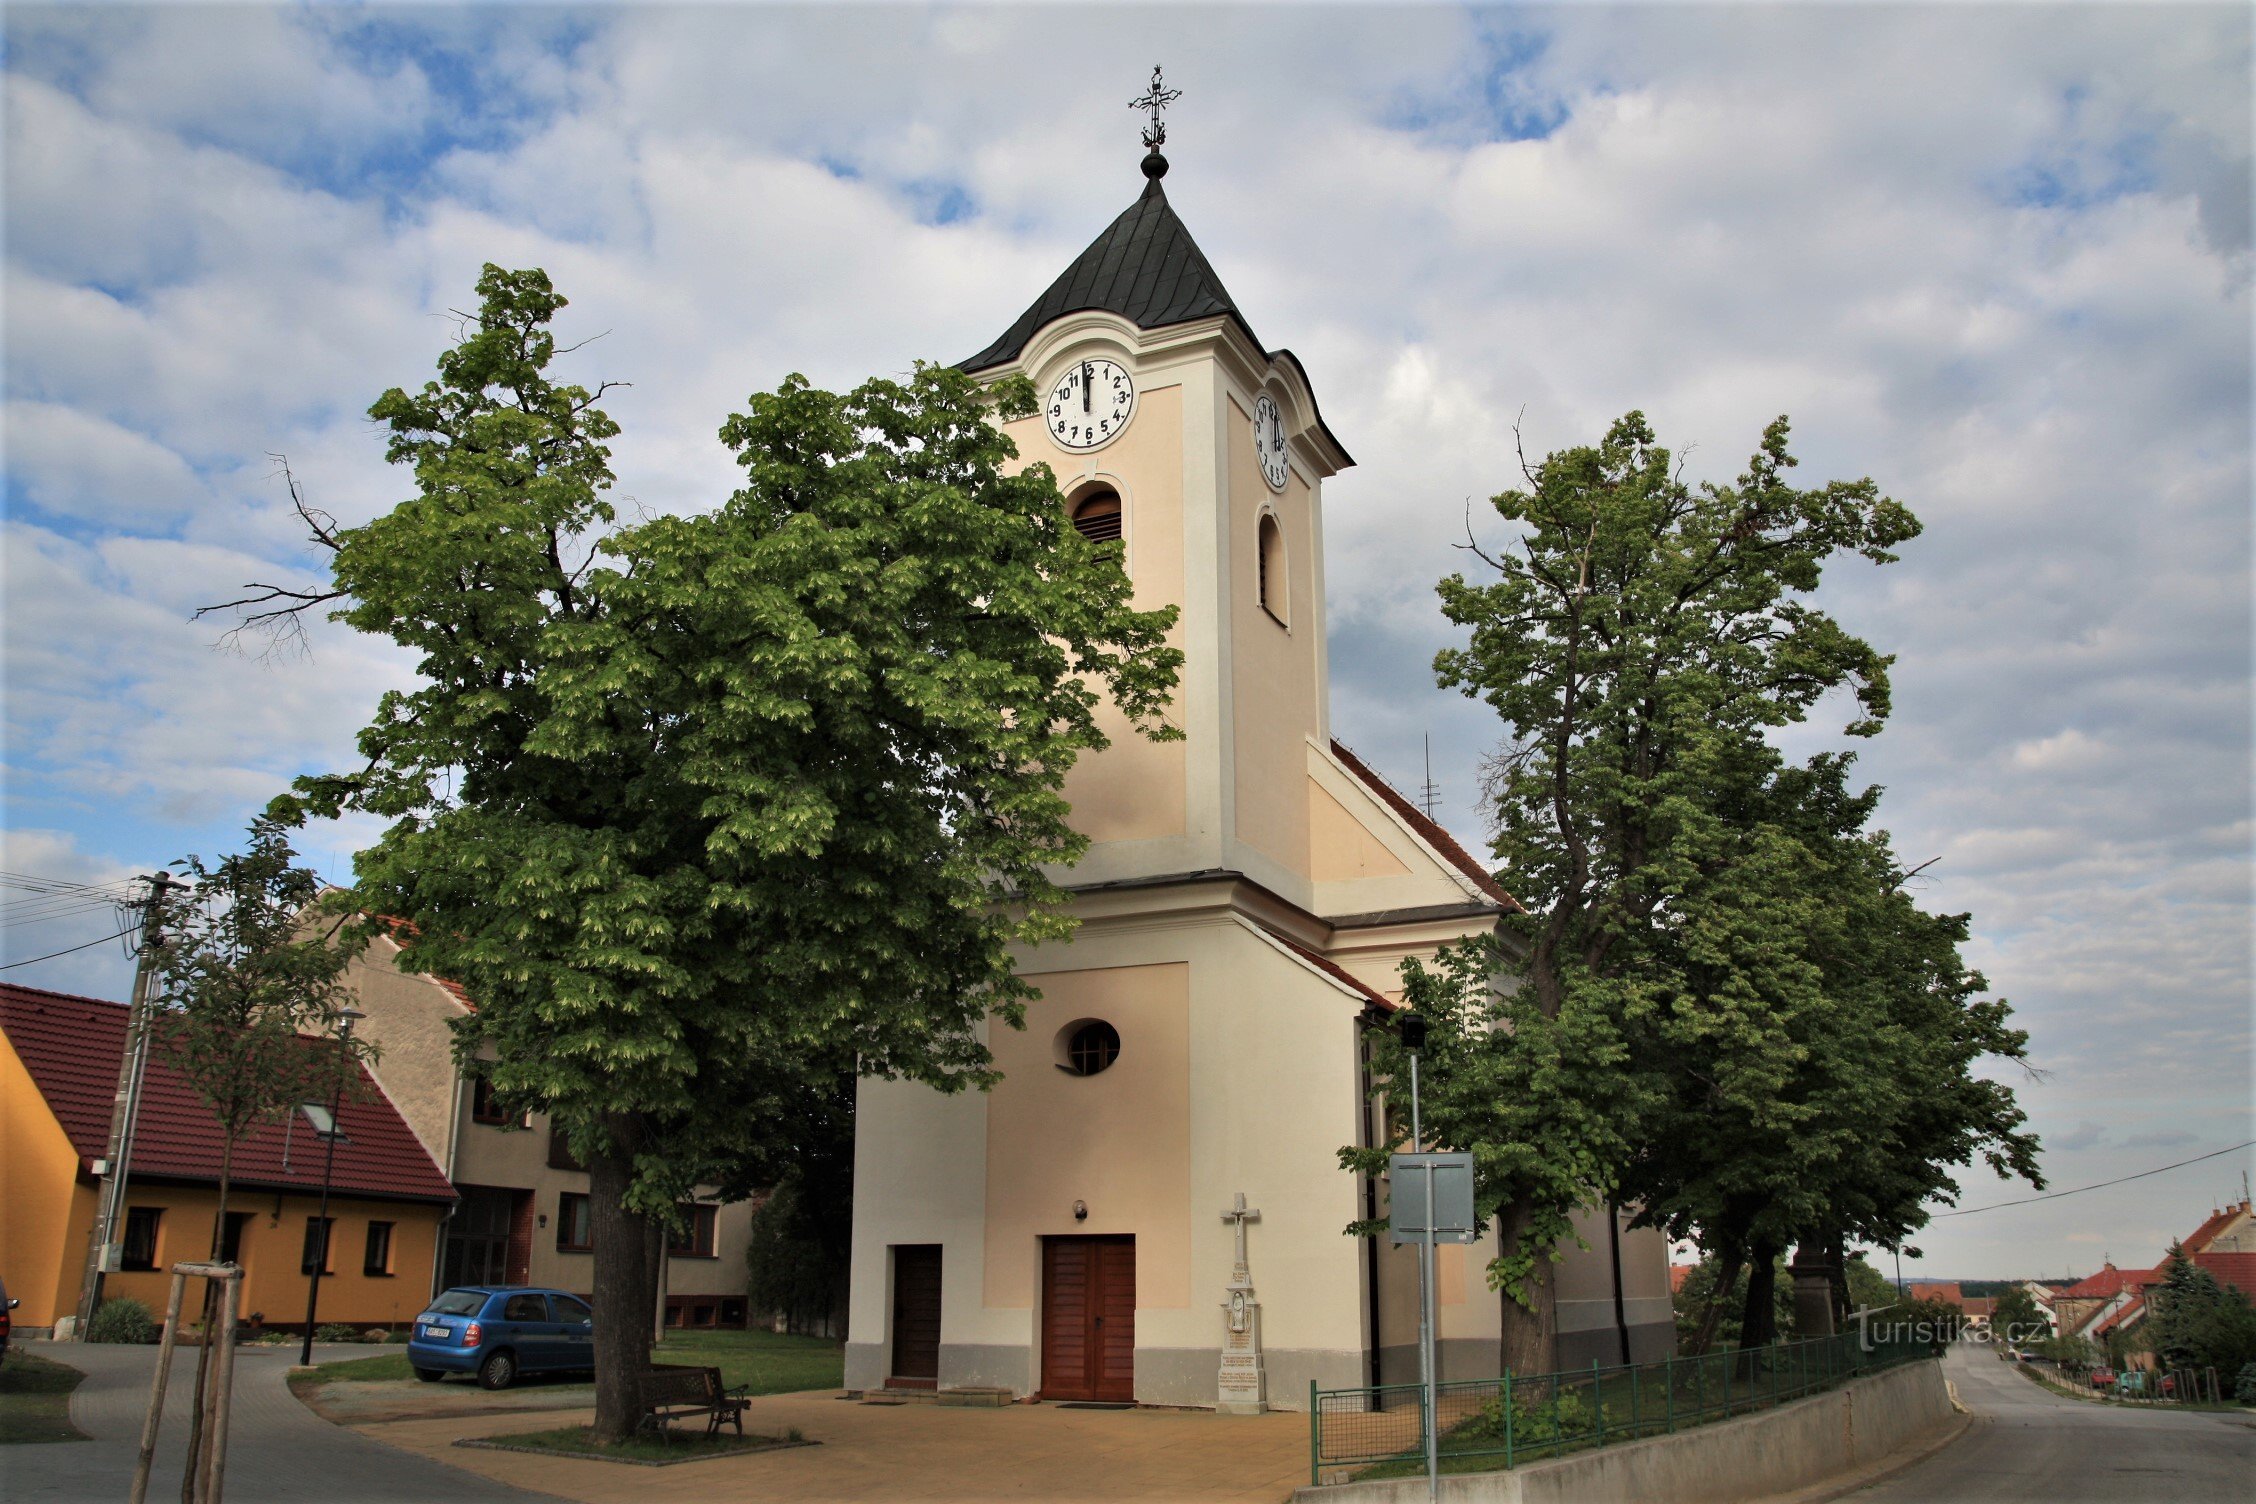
[1685,1241,1743,1357]
[1495,1197,1558,1375]
[588,1117,658,1443]
[1739,1235,1781,1349]
[180,1143,237,1502]
[1823,1228,1853,1328]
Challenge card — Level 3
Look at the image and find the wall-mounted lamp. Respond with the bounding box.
[537,1213,548,1229]
[1072,1200,1088,1223]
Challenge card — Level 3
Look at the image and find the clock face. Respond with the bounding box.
[1045,358,1135,451]
[1253,393,1290,490]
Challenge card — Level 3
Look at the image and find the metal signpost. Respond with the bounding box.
[1389,1018,1476,1504]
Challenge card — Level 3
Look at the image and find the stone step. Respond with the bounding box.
[848,1385,1016,1408]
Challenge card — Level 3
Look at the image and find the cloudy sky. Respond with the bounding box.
[4,3,2249,1281]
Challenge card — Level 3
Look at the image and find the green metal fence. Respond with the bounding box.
[1309,1332,1937,1487]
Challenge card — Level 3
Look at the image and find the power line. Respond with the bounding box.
[1931,1140,2256,1218]
[0,926,138,972]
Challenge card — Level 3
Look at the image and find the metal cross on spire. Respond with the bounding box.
[1130,65,1181,151]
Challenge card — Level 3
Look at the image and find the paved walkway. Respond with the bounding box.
[1842,1340,2254,1503]
[354,1390,1310,1503]
[0,1340,561,1503]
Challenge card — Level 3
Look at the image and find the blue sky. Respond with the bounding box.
[4,2,2249,1281]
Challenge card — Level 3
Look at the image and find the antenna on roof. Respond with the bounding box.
[1418,734,1443,821]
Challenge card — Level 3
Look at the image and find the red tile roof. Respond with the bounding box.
[1908,1281,1964,1306]
[2195,1251,2256,1297]
[1266,928,1398,1012]
[1330,740,1524,912]
[2180,1203,2248,1256]
[2058,1263,2155,1300]
[1,982,455,1205]
[2091,1293,2145,1336]
[1669,1263,1695,1294]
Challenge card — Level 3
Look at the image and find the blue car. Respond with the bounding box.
[407,1286,594,1389]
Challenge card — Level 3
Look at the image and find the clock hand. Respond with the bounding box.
[1082,362,1093,414]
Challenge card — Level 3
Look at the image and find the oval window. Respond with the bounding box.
[1058,1020,1121,1077]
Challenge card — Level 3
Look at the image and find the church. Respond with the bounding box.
[845,87,1671,1411]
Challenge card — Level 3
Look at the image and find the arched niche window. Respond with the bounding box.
[1257,512,1288,626]
[1070,488,1123,545]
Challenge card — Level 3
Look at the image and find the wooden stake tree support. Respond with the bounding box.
[132,1261,243,1504]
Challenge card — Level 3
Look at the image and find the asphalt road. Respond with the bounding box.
[1847,1339,2255,1504]
[1,1340,561,1503]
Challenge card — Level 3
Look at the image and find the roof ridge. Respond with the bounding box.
[1327,739,1523,912]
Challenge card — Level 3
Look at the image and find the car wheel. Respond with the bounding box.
[413,1367,446,1383]
[477,1350,517,1391]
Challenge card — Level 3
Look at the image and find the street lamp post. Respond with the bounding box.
[298,1007,364,1365]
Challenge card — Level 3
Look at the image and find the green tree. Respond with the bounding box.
[1379,412,1916,1371]
[1991,1284,2047,1348]
[233,266,1180,1440]
[145,816,368,1490]
[147,818,368,1252]
[2145,1244,2256,1375]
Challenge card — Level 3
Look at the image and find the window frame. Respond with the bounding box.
[556,1192,594,1253]
[121,1206,163,1272]
[363,1220,395,1277]
[300,1216,336,1276]
[1257,511,1288,627]
[469,1074,527,1128]
[666,1203,718,1260]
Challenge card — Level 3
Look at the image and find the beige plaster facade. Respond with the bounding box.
[343,936,758,1327]
[847,166,1671,1410]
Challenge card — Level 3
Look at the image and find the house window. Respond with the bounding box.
[121,1207,162,1271]
[469,1074,526,1127]
[557,1193,593,1253]
[547,1123,586,1172]
[1071,489,1123,545]
[1058,1019,1121,1077]
[666,1204,717,1259]
[1257,513,1287,625]
[300,1217,335,1275]
[363,1221,394,1277]
[218,1211,252,1265]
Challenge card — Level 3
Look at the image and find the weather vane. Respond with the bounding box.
[1130,65,1181,152]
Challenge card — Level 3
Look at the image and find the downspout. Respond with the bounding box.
[1608,1201,1631,1365]
[432,1068,470,1300]
[1359,1021,1383,1390]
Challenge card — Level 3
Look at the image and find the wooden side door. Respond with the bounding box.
[889,1245,943,1388]
[1041,1236,1135,1402]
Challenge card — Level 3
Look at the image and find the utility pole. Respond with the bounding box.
[76,872,175,1337]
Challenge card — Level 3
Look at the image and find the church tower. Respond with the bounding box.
[844,83,1675,1411]
[960,132,1355,910]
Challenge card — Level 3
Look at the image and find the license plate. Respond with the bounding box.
[421,1324,451,1340]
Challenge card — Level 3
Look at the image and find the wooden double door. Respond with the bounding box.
[1041,1236,1135,1402]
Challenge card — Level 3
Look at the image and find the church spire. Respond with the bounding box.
[1129,65,1180,181]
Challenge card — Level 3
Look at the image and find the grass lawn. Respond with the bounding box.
[0,1351,90,1444]
[295,1328,842,1397]
[462,1422,809,1465]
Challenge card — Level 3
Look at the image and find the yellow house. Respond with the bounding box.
[1,982,456,1336]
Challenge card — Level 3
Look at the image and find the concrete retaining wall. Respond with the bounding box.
[1296,1357,1957,1504]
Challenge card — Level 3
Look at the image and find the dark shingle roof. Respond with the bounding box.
[962,174,1256,373]
[0,982,457,1205]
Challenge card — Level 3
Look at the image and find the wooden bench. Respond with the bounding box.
[633,1364,750,1439]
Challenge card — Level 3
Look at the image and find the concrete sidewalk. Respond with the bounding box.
[1,1340,562,1504]
[353,1389,1310,1503]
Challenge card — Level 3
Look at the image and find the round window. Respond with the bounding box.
[1059,1020,1121,1077]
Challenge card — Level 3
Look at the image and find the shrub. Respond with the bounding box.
[88,1297,159,1345]
[2235,1361,2256,1405]
[381,1327,409,1344]
[314,1323,359,1343]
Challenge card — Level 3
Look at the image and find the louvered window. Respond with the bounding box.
[1072,491,1123,544]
